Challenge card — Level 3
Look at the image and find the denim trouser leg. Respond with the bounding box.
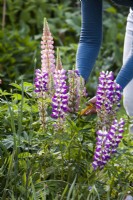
[123,9,133,120]
[76,0,102,81]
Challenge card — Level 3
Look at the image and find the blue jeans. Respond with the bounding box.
[123,9,133,118]
[76,0,133,123]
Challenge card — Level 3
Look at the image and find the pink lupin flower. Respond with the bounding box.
[41,18,55,73]
[40,18,55,96]
[34,17,56,128]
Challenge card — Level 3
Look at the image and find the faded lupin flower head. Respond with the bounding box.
[51,49,68,121]
[79,76,88,97]
[67,69,80,113]
[41,18,55,73]
[92,118,125,170]
[67,68,87,113]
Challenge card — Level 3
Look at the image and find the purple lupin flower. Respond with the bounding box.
[34,69,48,97]
[41,18,55,73]
[92,129,108,170]
[92,119,125,170]
[51,49,68,128]
[96,71,122,129]
[92,71,125,170]
[34,69,49,128]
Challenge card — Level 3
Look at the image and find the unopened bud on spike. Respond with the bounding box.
[56,48,62,70]
[43,18,50,33]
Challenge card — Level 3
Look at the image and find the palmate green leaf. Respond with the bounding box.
[12,93,22,100]
[10,82,34,93]
[23,82,34,92]
[0,89,11,96]
[1,136,14,149]
[10,83,22,91]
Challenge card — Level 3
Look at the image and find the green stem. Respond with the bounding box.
[2,0,6,30]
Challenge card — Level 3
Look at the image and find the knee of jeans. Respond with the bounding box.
[123,95,133,116]
[123,81,133,116]
[123,99,133,116]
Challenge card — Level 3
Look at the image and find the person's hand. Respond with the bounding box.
[80,96,97,115]
[86,96,96,105]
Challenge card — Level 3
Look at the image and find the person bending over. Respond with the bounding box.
[76,0,133,133]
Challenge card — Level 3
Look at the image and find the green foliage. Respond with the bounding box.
[0,29,38,88]
[0,83,133,199]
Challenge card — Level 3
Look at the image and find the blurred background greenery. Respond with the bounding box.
[0,0,128,95]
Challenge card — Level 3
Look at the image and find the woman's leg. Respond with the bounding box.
[122,9,133,132]
[76,0,103,81]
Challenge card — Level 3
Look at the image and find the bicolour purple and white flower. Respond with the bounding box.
[51,48,68,120]
[34,69,48,96]
[92,71,125,170]
[41,18,55,73]
[96,71,122,129]
[34,69,49,127]
[92,118,125,170]
[96,71,122,114]
[51,69,68,119]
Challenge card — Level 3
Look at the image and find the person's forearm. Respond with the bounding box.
[116,8,133,90]
[76,0,103,81]
[116,54,133,90]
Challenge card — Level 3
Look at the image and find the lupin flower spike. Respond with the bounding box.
[67,69,80,113]
[92,118,125,170]
[34,69,49,128]
[92,71,125,170]
[34,69,48,97]
[34,17,56,128]
[96,71,122,129]
[51,49,68,129]
[41,18,55,73]
[67,67,87,113]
